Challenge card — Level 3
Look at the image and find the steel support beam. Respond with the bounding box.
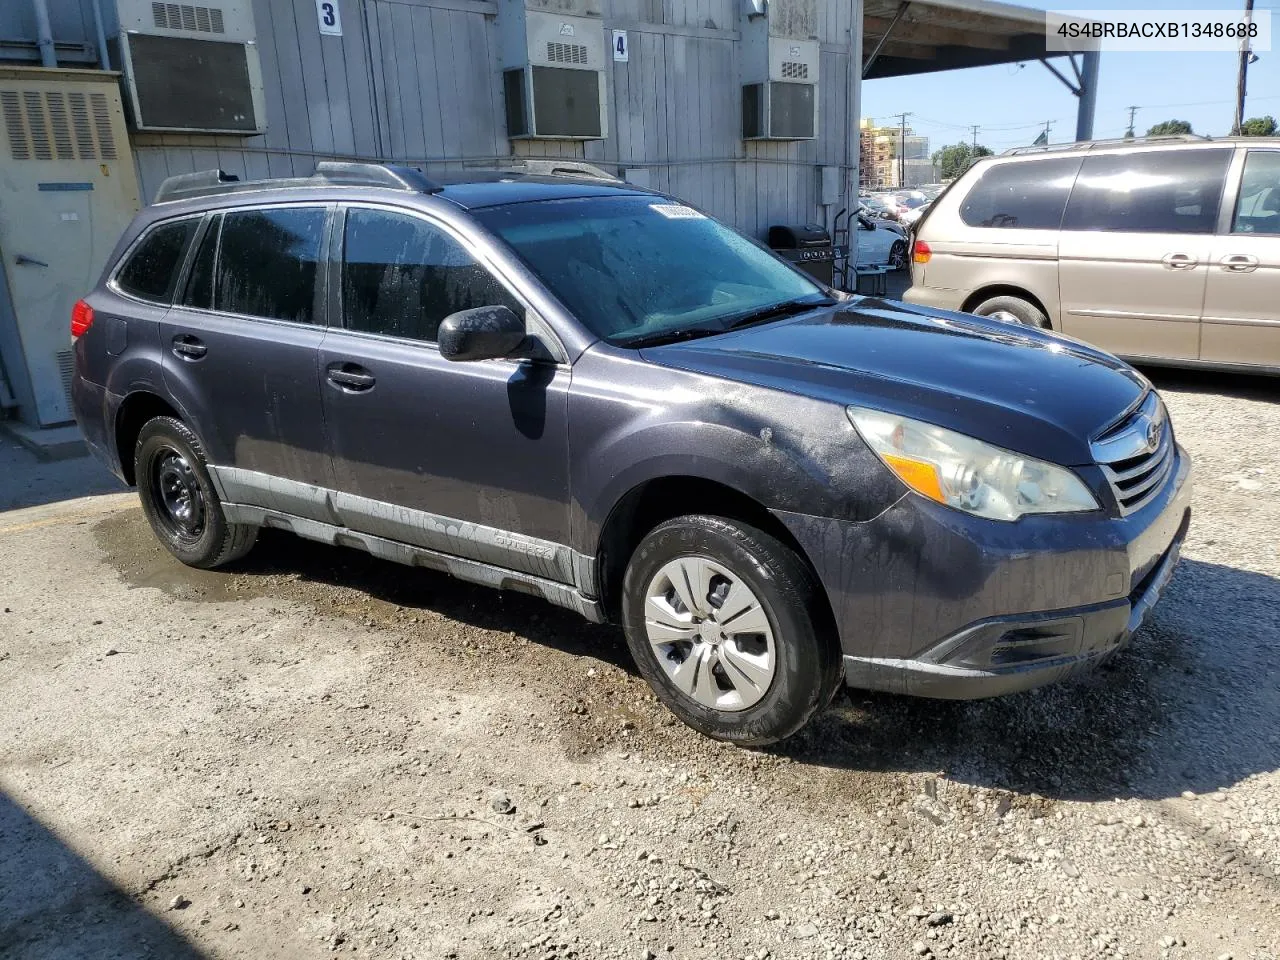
[862,1,910,78]
[1075,49,1099,141]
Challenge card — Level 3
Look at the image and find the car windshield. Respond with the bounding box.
[474,195,826,346]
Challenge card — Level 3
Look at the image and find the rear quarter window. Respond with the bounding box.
[114,218,199,303]
[959,158,1083,230]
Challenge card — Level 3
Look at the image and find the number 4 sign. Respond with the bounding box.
[316,0,343,36]
[612,29,629,62]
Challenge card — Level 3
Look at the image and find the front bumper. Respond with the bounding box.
[776,447,1193,699]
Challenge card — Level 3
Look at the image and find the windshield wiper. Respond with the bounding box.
[613,325,726,349]
[722,296,837,331]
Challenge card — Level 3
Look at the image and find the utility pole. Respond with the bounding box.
[1043,119,1054,141]
[969,124,980,153]
[1233,0,1256,135]
[1125,106,1139,139]
[891,112,911,188]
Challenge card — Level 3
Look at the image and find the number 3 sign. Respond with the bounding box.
[316,0,343,36]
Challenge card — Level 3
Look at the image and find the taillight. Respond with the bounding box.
[912,240,932,264]
[71,299,94,338]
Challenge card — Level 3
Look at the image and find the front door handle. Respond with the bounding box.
[326,362,376,392]
[1161,253,1198,270]
[15,254,49,267]
[171,334,207,360]
[1220,254,1260,273]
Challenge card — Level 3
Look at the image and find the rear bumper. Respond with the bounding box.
[777,447,1193,699]
[71,374,126,483]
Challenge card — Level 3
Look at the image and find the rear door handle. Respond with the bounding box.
[1220,254,1260,273]
[171,334,207,360]
[1161,253,1198,270]
[326,362,376,392]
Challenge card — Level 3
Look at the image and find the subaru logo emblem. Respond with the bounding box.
[1146,416,1163,453]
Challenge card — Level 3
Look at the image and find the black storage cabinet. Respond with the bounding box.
[767,223,834,286]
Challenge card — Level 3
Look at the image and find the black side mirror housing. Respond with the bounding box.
[437,305,526,362]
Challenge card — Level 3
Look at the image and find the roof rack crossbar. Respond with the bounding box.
[497,159,621,182]
[152,161,444,204]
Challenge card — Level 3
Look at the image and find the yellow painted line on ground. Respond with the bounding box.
[0,494,137,536]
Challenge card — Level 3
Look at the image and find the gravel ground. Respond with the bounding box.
[1,368,1278,960]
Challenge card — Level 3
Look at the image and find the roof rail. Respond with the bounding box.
[497,158,621,182]
[1002,133,1214,156]
[152,161,443,204]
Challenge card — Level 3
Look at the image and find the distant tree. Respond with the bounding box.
[932,142,993,181]
[1146,119,1193,136]
[1241,115,1278,136]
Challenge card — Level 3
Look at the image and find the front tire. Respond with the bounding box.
[621,515,841,746]
[888,240,906,270]
[134,416,257,569]
[972,294,1050,329]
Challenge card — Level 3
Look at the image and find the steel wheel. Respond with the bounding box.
[643,555,776,712]
[150,445,206,542]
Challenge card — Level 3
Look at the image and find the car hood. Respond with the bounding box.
[640,298,1148,465]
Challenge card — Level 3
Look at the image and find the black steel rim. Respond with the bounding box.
[150,445,206,542]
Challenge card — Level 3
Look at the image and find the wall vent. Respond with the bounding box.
[546,41,589,65]
[1,89,118,161]
[780,60,808,79]
[151,2,226,33]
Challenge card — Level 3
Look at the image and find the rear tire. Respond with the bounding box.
[972,294,1050,329]
[134,416,257,569]
[621,515,842,746]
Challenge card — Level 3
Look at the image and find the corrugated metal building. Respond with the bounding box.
[1,0,863,236]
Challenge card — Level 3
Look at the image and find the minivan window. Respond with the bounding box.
[214,207,326,323]
[115,218,199,303]
[1063,148,1232,234]
[959,158,1082,229]
[474,195,824,345]
[1232,150,1280,234]
[341,208,524,343]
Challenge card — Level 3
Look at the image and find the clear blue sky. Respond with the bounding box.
[861,0,1280,152]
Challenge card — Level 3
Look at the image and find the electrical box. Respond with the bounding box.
[0,67,141,427]
[500,0,608,141]
[113,0,266,134]
[741,0,819,140]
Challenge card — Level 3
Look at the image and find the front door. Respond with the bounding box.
[319,204,573,581]
[160,205,332,512]
[1201,148,1280,366]
[1057,147,1233,361]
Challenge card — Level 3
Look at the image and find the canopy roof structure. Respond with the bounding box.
[861,0,1100,138]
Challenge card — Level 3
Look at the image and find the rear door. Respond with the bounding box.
[1057,147,1233,360]
[1200,147,1280,366]
[160,204,333,513]
[318,203,573,580]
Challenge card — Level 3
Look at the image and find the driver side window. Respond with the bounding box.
[341,208,523,343]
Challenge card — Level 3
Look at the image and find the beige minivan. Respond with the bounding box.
[904,136,1280,372]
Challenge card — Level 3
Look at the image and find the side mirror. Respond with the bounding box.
[437,305,526,362]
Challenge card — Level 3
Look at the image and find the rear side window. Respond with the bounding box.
[214,207,326,323]
[1063,148,1232,234]
[115,218,199,303]
[959,158,1082,229]
[182,215,218,309]
[1232,150,1280,234]
[341,208,523,343]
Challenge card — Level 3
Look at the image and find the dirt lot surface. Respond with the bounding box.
[2,370,1278,960]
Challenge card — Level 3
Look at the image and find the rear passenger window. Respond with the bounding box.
[1063,149,1232,235]
[215,207,326,323]
[182,215,219,309]
[115,218,199,303]
[959,158,1082,229]
[1231,151,1280,234]
[341,208,523,343]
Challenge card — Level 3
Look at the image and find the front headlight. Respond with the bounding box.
[847,406,1099,522]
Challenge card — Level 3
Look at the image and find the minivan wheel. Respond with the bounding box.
[134,416,257,569]
[621,515,842,746]
[888,240,907,270]
[972,295,1050,329]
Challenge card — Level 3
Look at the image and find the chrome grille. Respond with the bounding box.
[1091,393,1175,515]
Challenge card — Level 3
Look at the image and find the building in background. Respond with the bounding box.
[859,117,934,189]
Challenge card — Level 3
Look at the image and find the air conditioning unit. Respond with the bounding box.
[113,0,266,134]
[499,0,608,141]
[741,0,819,140]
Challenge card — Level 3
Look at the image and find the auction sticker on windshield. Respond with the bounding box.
[650,204,706,219]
